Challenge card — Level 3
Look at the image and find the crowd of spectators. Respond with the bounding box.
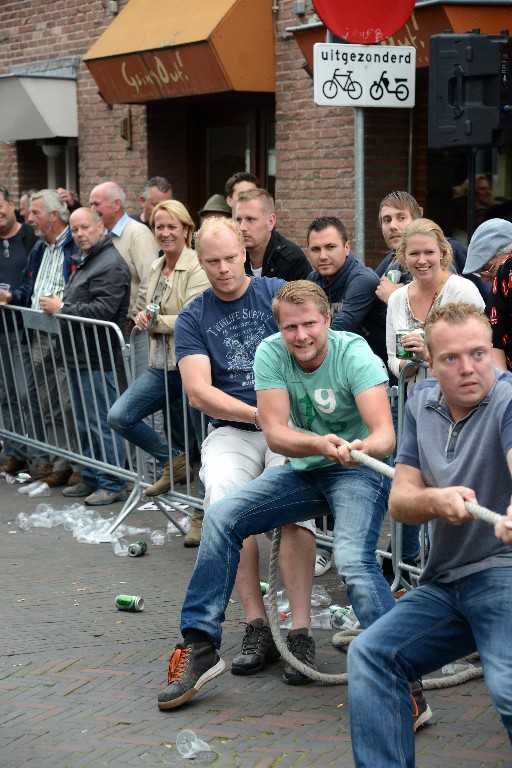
[1,176,511,766]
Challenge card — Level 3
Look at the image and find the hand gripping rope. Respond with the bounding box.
[266,449,497,688]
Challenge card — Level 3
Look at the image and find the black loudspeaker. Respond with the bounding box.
[428,29,512,151]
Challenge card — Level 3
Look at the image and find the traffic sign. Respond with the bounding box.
[314,44,416,108]
[312,0,415,44]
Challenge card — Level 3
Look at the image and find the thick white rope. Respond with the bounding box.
[267,448,497,685]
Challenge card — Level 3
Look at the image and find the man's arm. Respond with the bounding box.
[375,276,402,305]
[179,354,260,425]
[389,463,477,525]
[330,270,380,333]
[257,382,395,466]
[256,387,345,462]
[336,383,395,465]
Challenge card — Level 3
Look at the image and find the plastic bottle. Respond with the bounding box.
[30,513,53,528]
[279,611,292,629]
[330,605,358,630]
[150,529,167,546]
[18,481,44,495]
[15,512,31,531]
[442,659,475,676]
[111,537,129,556]
[310,584,331,607]
[310,607,333,629]
[28,482,51,498]
[263,588,290,613]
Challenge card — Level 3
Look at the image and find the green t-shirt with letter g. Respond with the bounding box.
[254,329,388,471]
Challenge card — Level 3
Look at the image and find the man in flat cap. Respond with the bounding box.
[463,218,512,371]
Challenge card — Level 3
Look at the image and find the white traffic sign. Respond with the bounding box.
[314,44,416,108]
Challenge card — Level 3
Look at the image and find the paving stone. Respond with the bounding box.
[0,479,509,766]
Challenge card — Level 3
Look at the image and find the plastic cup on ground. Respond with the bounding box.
[176,729,211,758]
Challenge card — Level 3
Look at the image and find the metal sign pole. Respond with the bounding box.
[354,107,365,262]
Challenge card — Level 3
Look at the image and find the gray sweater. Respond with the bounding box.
[396,371,512,584]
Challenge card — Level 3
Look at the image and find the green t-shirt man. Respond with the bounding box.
[254,329,388,471]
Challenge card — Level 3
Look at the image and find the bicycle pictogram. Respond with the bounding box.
[322,69,363,100]
[369,71,409,101]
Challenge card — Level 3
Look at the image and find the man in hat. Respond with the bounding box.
[198,194,231,225]
[463,218,512,371]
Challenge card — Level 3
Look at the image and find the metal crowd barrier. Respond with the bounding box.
[0,305,203,535]
[314,362,430,593]
[0,303,429,577]
[376,360,430,592]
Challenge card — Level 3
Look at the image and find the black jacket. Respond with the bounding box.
[61,236,131,369]
[244,229,311,281]
[307,252,388,366]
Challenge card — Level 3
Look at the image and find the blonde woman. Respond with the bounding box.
[108,200,210,495]
[386,218,485,385]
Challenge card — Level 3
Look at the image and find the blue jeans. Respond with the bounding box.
[107,366,187,464]
[0,334,48,462]
[181,461,395,648]
[70,370,126,491]
[348,568,512,767]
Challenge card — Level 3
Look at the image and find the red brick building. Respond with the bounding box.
[0,0,510,266]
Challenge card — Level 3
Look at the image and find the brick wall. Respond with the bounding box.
[364,108,411,267]
[274,3,355,253]
[0,0,423,255]
[274,2,419,265]
[0,0,148,213]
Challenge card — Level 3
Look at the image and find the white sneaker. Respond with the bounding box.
[315,551,332,576]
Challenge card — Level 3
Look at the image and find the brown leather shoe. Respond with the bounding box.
[33,463,53,480]
[66,472,82,486]
[40,468,73,487]
[0,457,29,474]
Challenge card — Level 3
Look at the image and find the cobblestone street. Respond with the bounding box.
[1,478,510,768]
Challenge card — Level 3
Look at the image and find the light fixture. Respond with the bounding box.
[41,143,64,158]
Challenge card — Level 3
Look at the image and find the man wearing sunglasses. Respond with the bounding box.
[463,218,512,371]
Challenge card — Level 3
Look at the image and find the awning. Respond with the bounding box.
[289,2,512,72]
[0,76,78,143]
[84,0,275,105]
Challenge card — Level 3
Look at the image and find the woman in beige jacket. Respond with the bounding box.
[108,200,210,495]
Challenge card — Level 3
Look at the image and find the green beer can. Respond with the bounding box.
[128,541,148,557]
[396,328,425,360]
[115,594,145,612]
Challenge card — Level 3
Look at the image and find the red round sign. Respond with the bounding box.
[312,0,415,44]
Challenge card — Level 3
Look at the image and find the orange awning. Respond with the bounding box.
[84,0,275,105]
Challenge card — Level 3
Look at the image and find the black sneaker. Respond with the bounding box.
[411,684,432,731]
[282,630,316,685]
[231,619,281,676]
[157,642,225,711]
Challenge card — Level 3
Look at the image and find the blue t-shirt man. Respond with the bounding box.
[175,276,284,429]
